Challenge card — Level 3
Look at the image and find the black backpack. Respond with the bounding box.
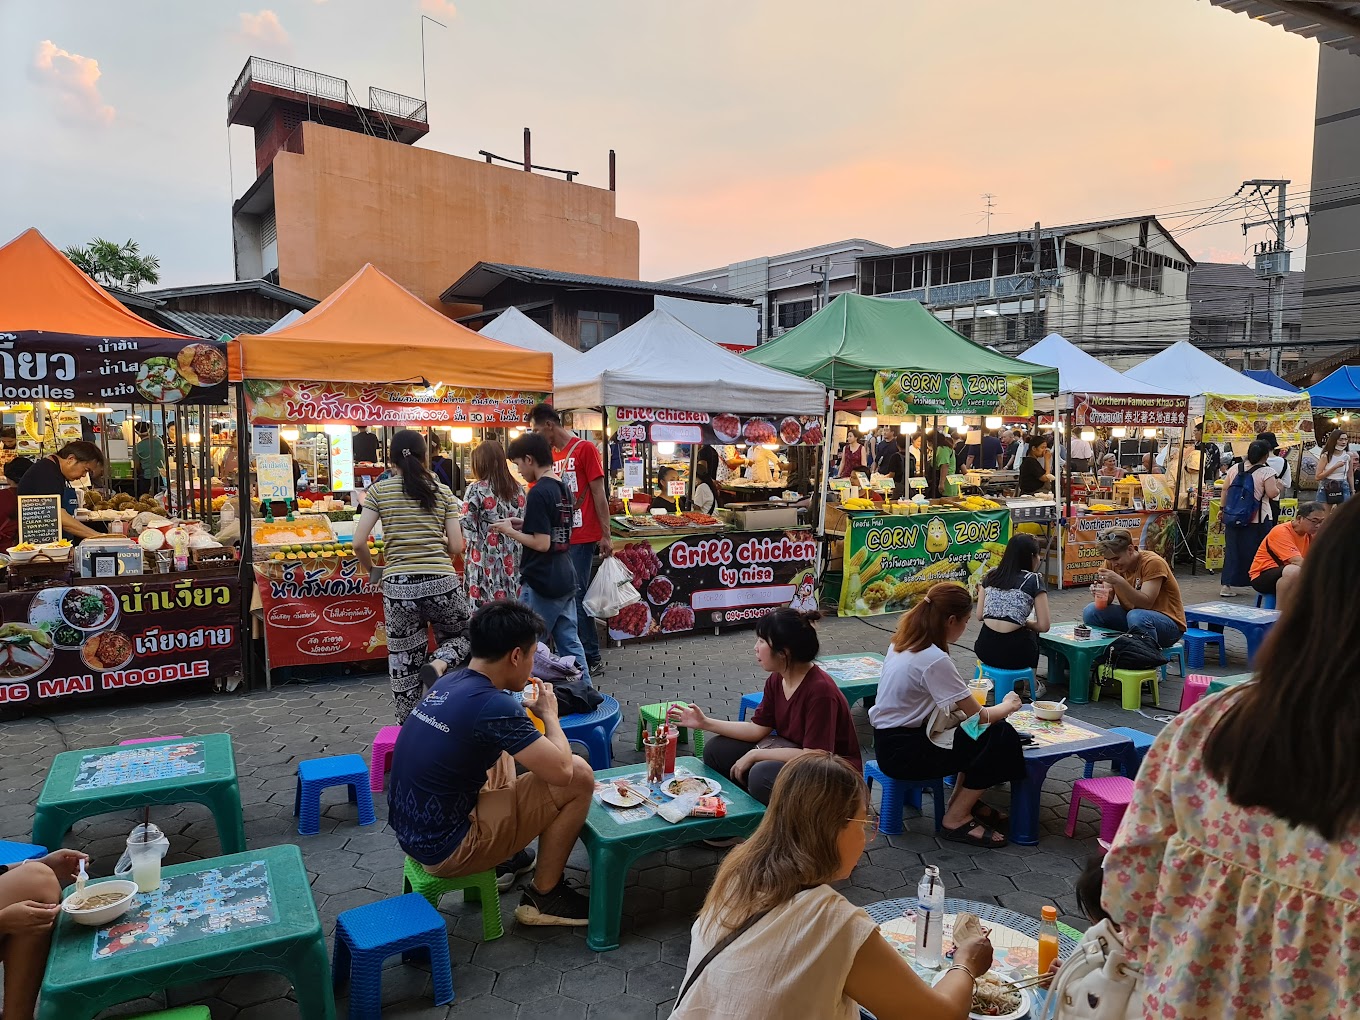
[1093,632,1169,688]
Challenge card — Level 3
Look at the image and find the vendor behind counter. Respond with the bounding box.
[16,441,106,542]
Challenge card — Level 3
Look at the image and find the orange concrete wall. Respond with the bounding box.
[271,124,640,314]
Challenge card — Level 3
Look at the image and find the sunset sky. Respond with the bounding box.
[0,0,1322,287]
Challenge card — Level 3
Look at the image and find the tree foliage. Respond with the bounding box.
[63,238,161,292]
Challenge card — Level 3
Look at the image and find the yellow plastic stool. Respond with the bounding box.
[1094,668,1160,710]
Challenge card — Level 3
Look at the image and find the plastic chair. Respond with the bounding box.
[127,1008,212,1020]
[1255,593,1277,610]
[1160,643,1186,681]
[369,725,401,793]
[333,893,455,1018]
[119,735,185,746]
[1179,674,1212,713]
[864,761,945,834]
[973,663,1036,703]
[0,839,48,868]
[1066,776,1136,843]
[1093,668,1160,711]
[737,692,764,722]
[294,754,376,836]
[1081,726,1155,778]
[559,694,622,769]
[635,700,703,756]
[401,855,503,941]
[1181,628,1227,669]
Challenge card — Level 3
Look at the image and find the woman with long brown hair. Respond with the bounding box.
[1104,496,1360,1019]
[461,439,527,610]
[672,752,990,1019]
[1313,427,1353,511]
[869,583,1024,847]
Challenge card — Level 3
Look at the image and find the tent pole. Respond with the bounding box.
[235,383,257,693]
[815,390,834,607]
[1192,418,1206,577]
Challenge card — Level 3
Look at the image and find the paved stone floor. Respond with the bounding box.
[0,569,1245,1018]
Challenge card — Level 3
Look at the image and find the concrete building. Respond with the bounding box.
[857,217,1194,363]
[1188,262,1304,373]
[662,239,892,340]
[227,56,639,315]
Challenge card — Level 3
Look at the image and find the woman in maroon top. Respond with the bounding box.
[670,609,861,805]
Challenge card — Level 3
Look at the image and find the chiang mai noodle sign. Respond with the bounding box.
[0,332,229,404]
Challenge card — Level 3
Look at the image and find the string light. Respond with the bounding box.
[859,413,878,431]
[1110,426,1127,438]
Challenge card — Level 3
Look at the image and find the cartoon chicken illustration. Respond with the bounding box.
[925,516,950,555]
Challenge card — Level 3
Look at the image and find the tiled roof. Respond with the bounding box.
[441,262,754,304]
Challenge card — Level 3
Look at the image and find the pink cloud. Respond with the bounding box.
[419,0,458,19]
[238,10,289,46]
[31,40,115,124]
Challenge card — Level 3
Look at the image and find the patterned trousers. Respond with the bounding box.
[381,572,472,723]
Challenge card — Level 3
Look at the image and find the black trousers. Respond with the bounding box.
[974,624,1040,670]
[702,734,799,805]
[873,720,1026,792]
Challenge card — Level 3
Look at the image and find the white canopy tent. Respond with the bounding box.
[554,308,827,414]
[1020,333,1177,398]
[1125,341,1295,404]
[478,306,582,377]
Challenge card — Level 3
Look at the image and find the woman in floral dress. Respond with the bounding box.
[1105,495,1360,1019]
[461,439,526,610]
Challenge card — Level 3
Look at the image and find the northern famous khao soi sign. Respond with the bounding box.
[244,380,547,427]
[0,332,229,404]
[1070,393,1190,428]
[874,370,1034,417]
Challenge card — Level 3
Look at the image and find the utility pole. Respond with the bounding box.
[1239,179,1290,374]
[810,256,831,310]
[1029,221,1043,348]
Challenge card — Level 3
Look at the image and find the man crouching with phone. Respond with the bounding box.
[386,600,595,926]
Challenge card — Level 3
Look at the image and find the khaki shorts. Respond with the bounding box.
[424,758,575,879]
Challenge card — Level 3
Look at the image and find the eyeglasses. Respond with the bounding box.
[1303,516,1326,525]
[846,809,880,841]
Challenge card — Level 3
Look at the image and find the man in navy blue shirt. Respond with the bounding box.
[387,600,595,926]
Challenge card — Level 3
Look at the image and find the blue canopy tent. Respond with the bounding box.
[1307,366,1360,409]
[1242,368,1300,393]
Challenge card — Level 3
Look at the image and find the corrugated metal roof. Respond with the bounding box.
[156,309,277,339]
[1206,1,1360,57]
[139,279,316,309]
[860,216,1196,265]
[441,262,755,304]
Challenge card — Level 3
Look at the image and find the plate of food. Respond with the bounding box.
[82,631,134,672]
[0,623,56,682]
[177,343,228,387]
[60,586,119,632]
[601,781,649,809]
[712,413,741,444]
[660,775,721,799]
[27,589,86,649]
[744,418,776,445]
[778,416,805,445]
[932,971,1031,1019]
[135,356,193,403]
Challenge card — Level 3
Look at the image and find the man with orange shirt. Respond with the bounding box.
[1249,502,1325,613]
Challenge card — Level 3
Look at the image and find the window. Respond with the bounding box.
[578,310,621,350]
[776,299,816,330]
[996,244,1020,277]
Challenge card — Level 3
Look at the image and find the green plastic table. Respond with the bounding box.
[1208,672,1253,695]
[582,756,765,951]
[39,844,334,1020]
[1037,623,1119,704]
[33,734,245,854]
[818,652,885,708]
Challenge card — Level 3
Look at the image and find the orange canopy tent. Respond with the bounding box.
[228,263,553,393]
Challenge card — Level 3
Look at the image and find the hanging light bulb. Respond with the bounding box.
[984,416,1003,430]
[450,427,474,444]
[859,413,878,432]
[656,441,677,457]
[1080,428,1096,442]
[1110,426,1127,438]
[902,421,919,435]
[1142,427,1158,438]
[945,415,964,428]
[280,427,300,443]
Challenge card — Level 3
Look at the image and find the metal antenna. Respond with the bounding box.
[420,14,448,106]
[978,193,997,234]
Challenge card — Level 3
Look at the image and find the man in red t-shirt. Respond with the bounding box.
[530,404,613,672]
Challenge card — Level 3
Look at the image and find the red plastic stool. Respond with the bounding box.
[1179,674,1212,713]
[370,725,401,793]
[1065,776,1135,843]
[119,735,184,745]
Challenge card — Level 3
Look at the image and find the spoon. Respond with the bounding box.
[1056,697,1067,707]
[74,858,88,905]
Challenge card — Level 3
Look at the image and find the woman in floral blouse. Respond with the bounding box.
[460,440,526,610]
[1105,495,1360,1019]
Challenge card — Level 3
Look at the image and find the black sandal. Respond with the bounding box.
[972,802,1009,829]
[940,817,1007,848]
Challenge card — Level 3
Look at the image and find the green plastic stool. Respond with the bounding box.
[128,1008,212,1020]
[1094,668,1161,710]
[634,703,704,754]
[401,856,503,941]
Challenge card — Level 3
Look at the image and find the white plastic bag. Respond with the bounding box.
[583,556,641,620]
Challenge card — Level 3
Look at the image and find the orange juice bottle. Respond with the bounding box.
[1038,905,1060,976]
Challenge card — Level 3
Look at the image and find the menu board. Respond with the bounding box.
[17,494,61,545]
[255,454,295,502]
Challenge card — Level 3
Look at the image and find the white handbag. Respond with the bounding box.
[1043,919,1142,1020]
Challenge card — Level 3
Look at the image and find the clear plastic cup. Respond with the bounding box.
[968,678,991,706]
[129,833,162,893]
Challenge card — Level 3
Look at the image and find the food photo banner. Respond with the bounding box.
[610,407,824,447]
[1070,392,1189,428]
[839,508,1013,617]
[874,371,1033,417]
[245,380,546,427]
[0,332,228,404]
[607,529,818,641]
[0,575,240,708]
[1059,511,1177,588]
[1201,393,1313,445]
[253,558,387,668]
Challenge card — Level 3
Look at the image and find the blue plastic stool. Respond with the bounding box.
[333,893,455,1017]
[738,692,764,721]
[974,663,1035,703]
[864,761,945,834]
[1080,726,1155,778]
[0,840,47,868]
[1181,628,1226,669]
[1160,643,1186,681]
[1255,593,1277,610]
[295,754,377,836]
[558,694,622,769]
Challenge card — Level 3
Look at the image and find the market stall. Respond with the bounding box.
[744,294,1059,616]
[479,306,583,372]
[0,228,240,709]
[554,308,827,639]
[229,264,552,681]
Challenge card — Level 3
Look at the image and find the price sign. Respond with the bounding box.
[328,429,355,492]
[617,487,634,500]
[667,480,686,497]
[256,454,296,502]
[17,494,61,546]
[947,474,968,487]
[908,477,928,489]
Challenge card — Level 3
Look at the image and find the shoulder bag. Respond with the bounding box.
[671,906,779,1011]
[1043,918,1141,1020]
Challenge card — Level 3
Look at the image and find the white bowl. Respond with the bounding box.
[61,879,138,926]
[37,542,73,561]
[1032,701,1067,722]
[6,545,39,563]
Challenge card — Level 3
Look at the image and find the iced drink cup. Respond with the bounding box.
[968,679,990,706]
[1093,583,1110,610]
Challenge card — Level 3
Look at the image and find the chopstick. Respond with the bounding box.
[1003,973,1053,991]
[619,782,663,809]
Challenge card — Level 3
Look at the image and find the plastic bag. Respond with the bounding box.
[583,555,641,620]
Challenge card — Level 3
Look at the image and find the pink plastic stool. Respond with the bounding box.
[119,735,184,745]
[370,725,401,792]
[1066,776,1135,843]
[1179,674,1212,713]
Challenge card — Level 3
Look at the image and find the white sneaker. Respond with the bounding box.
[1219,586,1238,598]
